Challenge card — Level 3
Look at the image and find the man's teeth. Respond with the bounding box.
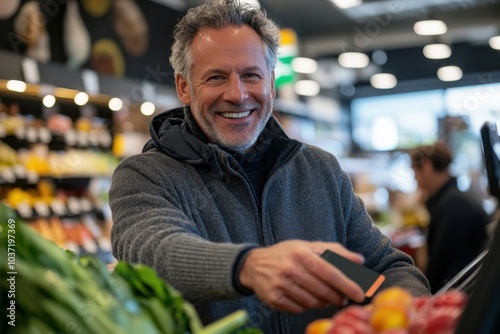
[221,111,251,119]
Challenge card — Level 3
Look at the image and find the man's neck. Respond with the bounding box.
[429,172,452,197]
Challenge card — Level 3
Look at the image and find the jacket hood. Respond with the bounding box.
[144,106,290,155]
[143,107,215,159]
[143,106,294,179]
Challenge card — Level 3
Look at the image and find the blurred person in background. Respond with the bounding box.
[109,0,430,333]
[410,142,490,293]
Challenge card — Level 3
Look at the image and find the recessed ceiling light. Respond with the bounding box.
[370,73,397,89]
[329,0,362,9]
[74,92,89,106]
[423,44,452,59]
[141,102,156,116]
[489,35,500,50]
[294,80,320,96]
[108,97,123,111]
[413,20,447,36]
[6,80,26,92]
[291,57,318,74]
[437,66,463,82]
[42,95,56,108]
[338,52,370,68]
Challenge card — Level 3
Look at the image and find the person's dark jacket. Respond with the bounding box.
[425,177,490,293]
[109,107,430,334]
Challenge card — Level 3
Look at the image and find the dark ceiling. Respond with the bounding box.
[159,0,500,94]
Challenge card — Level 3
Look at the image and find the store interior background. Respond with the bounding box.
[1,0,500,267]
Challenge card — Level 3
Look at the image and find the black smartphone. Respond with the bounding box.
[321,249,385,298]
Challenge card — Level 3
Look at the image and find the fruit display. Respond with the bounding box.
[1,94,119,262]
[0,203,261,334]
[0,141,19,167]
[305,287,468,334]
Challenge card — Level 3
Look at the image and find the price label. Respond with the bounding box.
[83,238,98,254]
[14,126,26,140]
[88,130,100,146]
[81,69,100,94]
[50,199,66,216]
[67,197,81,214]
[12,165,26,179]
[1,168,16,183]
[26,126,37,143]
[77,131,89,147]
[22,57,40,84]
[100,132,112,147]
[34,201,51,217]
[38,127,52,143]
[26,170,39,184]
[65,129,78,146]
[16,203,33,219]
[65,240,79,254]
[80,198,93,212]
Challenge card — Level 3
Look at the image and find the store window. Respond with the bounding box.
[350,90,444,152]
[445,82,500,135]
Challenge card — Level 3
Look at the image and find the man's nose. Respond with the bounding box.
[224,76,249,103]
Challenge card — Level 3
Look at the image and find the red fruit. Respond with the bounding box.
[328,321,375,334]
[425,306,462,334]
[432,290,468,310]
[381,329,409,334]
[409,315,428,334]
[334,305,371,324]
[413,295,433,313]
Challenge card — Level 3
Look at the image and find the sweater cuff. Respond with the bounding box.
[232,245,258,295]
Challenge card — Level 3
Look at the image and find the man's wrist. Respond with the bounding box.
[232,246,258,295]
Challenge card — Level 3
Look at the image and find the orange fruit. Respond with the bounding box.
[370,303,410,332]
[305,318,332,334]
[372,287,413,309]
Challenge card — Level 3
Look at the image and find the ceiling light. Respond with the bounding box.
[141,102,156,116]
[6,80,26,92]
[108,97,123,111]
[329,0,362,9]
[370,73,397,89]
[294,80,320,96]
[423,44,451,59]
[489,35,500,50]
[291,57,318,74]
[338,52,369,69]
[437,66,462,82]
[74,92,89,106]
[42,95,56,108]
[413,20,447,36]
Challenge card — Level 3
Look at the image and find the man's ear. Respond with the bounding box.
[271,71,276,99]
[176,74,191,105]
[422,159,434,173]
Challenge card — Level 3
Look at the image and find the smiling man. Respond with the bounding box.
[176,24,275,152]
[108,0,430,333]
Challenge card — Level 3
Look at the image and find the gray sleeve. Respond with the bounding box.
[108,154,255,304]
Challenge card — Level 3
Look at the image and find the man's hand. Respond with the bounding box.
[239,240,366,313]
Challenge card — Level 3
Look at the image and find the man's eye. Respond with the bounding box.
[245,73,259,78]
[208,75,224,81]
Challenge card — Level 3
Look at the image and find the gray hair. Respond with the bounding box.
[170,0,280,82]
